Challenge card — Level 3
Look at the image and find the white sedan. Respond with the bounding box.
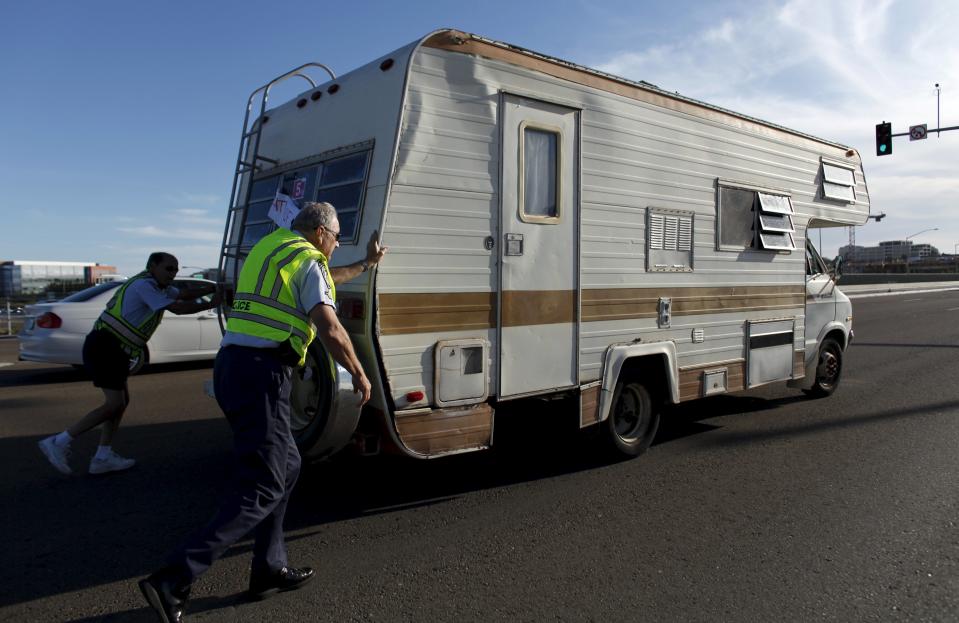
[18,278,222,367]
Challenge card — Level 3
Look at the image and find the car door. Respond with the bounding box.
[151,279,202,358]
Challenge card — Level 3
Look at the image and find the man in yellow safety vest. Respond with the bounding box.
[139,202,387,622]
[38,253,219,475]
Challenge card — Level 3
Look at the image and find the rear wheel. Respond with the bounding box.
[290,341,334,452]
[804,337,843,398]
[604,380,660,458]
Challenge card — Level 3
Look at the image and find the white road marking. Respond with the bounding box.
[947,307,959,312]
[0,362,13,368]
[848,287,959,299]
[903,298,922,302]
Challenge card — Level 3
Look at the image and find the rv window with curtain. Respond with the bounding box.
[821,160,856,203]
[521,126,559,222]
[647,207,694,272]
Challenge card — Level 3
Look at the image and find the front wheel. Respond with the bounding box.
[604,380,660,458]
[804,337,843,398]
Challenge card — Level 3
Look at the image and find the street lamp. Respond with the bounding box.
[904,227,938,273]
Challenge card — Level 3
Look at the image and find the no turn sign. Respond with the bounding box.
[909,124,928,141]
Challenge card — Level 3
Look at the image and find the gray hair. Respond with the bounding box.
[291,201,337,232]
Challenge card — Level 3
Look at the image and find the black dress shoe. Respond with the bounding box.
[247,565,315,600]
[138,571,191,623]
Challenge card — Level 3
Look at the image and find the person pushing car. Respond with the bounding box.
[38,253,220,475]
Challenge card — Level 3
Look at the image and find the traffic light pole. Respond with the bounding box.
[891,124,959,137]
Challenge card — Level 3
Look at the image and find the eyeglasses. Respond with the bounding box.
[322,227,341,242]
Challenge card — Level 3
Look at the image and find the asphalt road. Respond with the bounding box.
[1,289,958,622]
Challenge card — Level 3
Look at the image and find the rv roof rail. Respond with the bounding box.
[217,62,338,333]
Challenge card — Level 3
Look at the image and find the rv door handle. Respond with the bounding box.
[505,233,524,256]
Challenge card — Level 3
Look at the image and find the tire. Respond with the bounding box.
[604,380,660,458]
[128,348,149,375]
[804,337,843,398]
[289,341,334,453]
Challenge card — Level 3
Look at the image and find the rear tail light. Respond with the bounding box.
[36,312,62,329]
[337,297,365,320]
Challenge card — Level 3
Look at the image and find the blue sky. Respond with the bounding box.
[2,0,957,275]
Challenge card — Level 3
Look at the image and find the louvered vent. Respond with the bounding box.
[647,208,694,272]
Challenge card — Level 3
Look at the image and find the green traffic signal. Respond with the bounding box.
[876,122,892,156]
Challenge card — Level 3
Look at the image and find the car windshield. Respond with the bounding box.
[60,281,123,302]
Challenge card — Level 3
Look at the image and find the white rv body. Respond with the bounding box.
[219,30,869,460]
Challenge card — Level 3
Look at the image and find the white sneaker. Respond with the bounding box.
[89,451,136,475]
[39,436,72,474]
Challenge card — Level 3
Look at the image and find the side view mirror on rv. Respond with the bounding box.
[829,255,844,282]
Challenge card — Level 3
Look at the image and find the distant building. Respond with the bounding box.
[85,264,121,284]
[0,261,117,297]
[839,240,939,264]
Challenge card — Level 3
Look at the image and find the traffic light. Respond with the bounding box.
[876,122,892,156]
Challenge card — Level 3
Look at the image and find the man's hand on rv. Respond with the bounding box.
[353,372,372,406]
[366,231,389,267]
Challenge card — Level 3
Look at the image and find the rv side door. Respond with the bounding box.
[498,94,580,398]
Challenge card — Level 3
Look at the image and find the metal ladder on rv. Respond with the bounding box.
[216,62,337,332]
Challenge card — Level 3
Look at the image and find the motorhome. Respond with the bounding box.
[218,29,869,461]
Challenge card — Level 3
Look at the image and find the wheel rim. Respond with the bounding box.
[613,384,648,441]
[290,352,320,433]
[816,346,840,390]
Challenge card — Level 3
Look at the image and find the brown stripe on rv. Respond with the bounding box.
[378,286,803,335]
[502,289,575,327]
[378,291,495,335]
[423,31,855,158]
[582,286,804,322]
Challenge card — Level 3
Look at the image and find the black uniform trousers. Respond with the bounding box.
[167,344,300,583]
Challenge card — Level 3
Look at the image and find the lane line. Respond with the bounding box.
[0,362,13,368]
[903,298,922,302]
[848,287,959,299]
[947,307,959,312]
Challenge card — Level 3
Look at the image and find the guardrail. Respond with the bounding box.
[840,273,959,286]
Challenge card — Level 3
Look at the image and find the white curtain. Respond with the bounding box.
[524,129,557,217]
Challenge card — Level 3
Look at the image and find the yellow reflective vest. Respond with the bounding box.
[226,228,335,367]
[93,272,166,359]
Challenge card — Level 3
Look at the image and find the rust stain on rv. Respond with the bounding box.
[424,31,854,158]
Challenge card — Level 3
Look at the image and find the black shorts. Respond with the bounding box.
[82,329,131,391]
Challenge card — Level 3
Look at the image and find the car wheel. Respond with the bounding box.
[804,337,843,398]
[604,379,660,458]
[129,349,149,375]
[290,341,335,453]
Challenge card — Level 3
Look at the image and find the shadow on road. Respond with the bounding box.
[8,390,954,613]
[851,342,959,350]
[0,359,213,388]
